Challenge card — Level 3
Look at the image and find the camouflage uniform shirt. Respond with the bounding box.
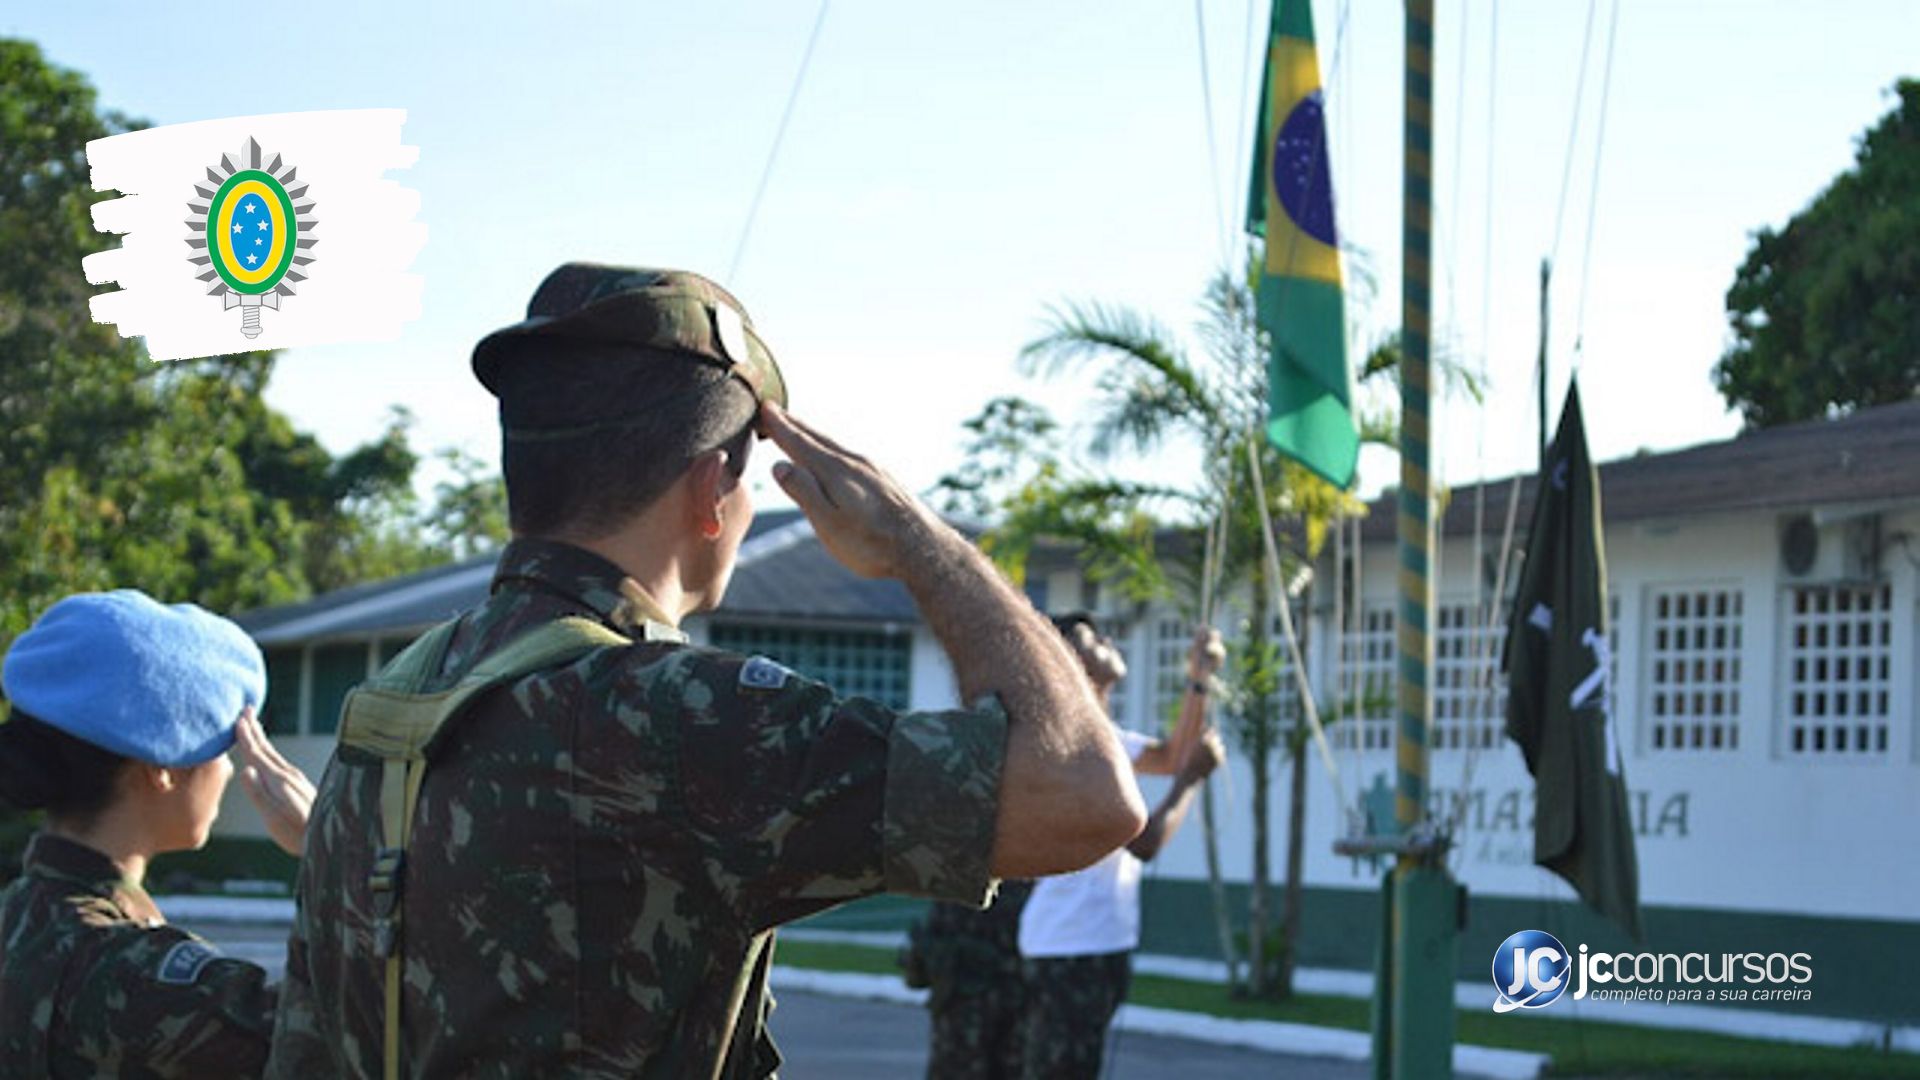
[921,880,1032,1080]
[0,833,278,1078]
[267,538,1007,1078]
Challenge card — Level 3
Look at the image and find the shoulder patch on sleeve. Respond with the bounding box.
[156,939,221,985]
[738,655,792,691]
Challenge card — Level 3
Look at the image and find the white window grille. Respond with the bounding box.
[1164,608,1305,739]
[1645,586,1743,751]
[1782,584,1892,756]
[1338,604,1395,751]
[1146,616,1191,733]
[1432,600,1506,751]
[1266,611,1303,730]
[1336,593,1609,754]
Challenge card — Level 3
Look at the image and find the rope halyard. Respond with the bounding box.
[727,0,831,286]
[1245,439,1347,813]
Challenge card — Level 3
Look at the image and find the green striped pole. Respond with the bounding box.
[1375,2,1458,1077]
[1396,0,1435,842]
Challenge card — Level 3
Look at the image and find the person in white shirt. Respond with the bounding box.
[1018,614,1225,1080]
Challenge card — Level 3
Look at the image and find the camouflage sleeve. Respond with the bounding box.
[670,650,1007,929]
[262,891,329,1079]
[63,925,276,1078]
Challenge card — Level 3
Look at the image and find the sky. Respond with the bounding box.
[13,0,1918,516]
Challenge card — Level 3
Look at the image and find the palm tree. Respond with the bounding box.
[947,253,1410,996]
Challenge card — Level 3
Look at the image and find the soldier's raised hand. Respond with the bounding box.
[762,402,937,580]
[1187,626,1226,683]
[233,709,316,857]
[1179,729,1227,785]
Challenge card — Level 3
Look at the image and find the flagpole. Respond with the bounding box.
[1381,0,1460,1074]
[1396,2,1435,850]
[1538,259,1552,468]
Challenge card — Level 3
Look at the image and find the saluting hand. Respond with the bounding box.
[761,402,938,580]
[233,709,317,857]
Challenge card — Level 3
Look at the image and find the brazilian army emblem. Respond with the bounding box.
[185,137,317,339]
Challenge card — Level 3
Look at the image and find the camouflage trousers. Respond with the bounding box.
[926,980,1028,1080]
[1019,951,1132,1080]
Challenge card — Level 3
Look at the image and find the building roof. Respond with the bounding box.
[717,515,921,625]
[235,551,496,646]
[1360,397,1920,543]
[236,510,836,646]
[238,398,1920,645]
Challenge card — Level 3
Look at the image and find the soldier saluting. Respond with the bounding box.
[0,590,316,1078]
[265,265,1147,1079]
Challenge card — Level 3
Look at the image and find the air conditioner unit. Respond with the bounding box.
[1779,515,1818,578]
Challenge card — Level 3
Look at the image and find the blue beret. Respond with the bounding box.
[1,590,266,767]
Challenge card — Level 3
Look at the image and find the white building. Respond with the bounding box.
[223,399,1920,1027]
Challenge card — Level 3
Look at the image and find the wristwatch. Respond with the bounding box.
[1190,680,1210,695]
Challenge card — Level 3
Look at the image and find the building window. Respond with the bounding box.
[1149,616,1192,733]
[1151,612,1312,737]
[1783,584,1892,756]
[1023,578,1050,612]
[708,624,912,710]
[1334,594,1612,755]
[1266,612,1305,731]
[1339,604,1395,751]
[260,649,304,736]
[1432,601,1506,751]
[1645,586,1743,751]
[309,642,371,736]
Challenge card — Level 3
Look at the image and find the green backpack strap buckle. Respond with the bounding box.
[368,846,406,958]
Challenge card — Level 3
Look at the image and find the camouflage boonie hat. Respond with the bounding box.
[472,263,788,412]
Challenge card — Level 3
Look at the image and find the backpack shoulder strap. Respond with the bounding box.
[335,615,634,1080]
[340,616,632,762]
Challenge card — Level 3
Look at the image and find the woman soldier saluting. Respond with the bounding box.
[0,590,315,1078]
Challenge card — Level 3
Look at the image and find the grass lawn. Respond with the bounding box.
[772,939,1920,1079]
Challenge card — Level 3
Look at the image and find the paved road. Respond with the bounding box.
[771,989,1372,1080]
[188,922,1370,1078]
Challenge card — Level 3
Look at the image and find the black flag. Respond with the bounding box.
[1504,380,1642,941]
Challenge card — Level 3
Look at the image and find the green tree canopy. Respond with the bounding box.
[1714,79,1920,427]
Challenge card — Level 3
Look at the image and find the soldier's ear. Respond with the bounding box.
[138,763,178,795]
[685,449,731,534]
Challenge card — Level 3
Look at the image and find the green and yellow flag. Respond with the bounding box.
[1247,0,1357,489]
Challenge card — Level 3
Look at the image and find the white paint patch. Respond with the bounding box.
[83,109,424,361]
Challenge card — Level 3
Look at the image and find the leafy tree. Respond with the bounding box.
[0,38,511,650]
[1714,79,1920,427]
[418,448,511,562]
[0,38,515,879]
[942,258,1409,996]
[931,397,1062,523]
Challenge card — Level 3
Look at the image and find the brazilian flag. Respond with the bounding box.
[1504,381,1643,942]
[1246,0,1356,490]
